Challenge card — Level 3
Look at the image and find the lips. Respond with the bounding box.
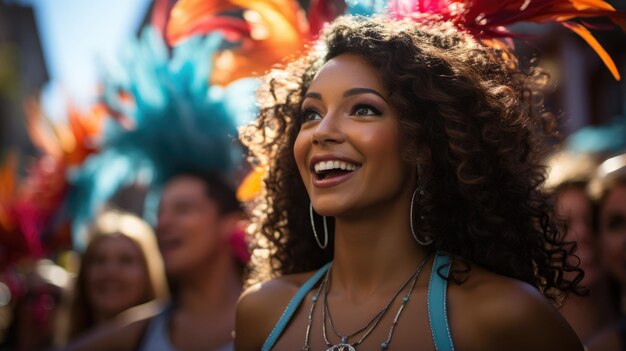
[158,236,183,255]
[309,155,362,186]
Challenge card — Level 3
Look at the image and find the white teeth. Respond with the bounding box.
[313,160,360,174]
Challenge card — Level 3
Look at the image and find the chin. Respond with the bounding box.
[312,198,356,218]
[165,261,198,278]
[312,202,336,216]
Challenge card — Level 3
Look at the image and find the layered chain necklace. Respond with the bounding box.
[303,255,429,351]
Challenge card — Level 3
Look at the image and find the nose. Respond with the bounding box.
[95,259,118,276]
[312,111,345,145]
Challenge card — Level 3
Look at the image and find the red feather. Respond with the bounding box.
[390,0,626,79]
[308,0,346,36]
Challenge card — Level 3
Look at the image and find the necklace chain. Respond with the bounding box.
[322,263,418,346]
[303,255,430,351]
[303,268,327,351]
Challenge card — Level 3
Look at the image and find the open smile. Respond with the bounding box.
[310,156,362,187]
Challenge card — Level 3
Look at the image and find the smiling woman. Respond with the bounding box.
[236,15,587,351]
[68,209,167,340]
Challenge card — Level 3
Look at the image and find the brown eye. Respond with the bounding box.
[92,256,107,267]
[352,104,381,116]
[301,108,322,122]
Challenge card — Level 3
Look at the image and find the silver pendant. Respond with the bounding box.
[326,344,357,351]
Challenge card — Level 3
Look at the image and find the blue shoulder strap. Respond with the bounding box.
[261,262,332,351]
[428,253,455,351]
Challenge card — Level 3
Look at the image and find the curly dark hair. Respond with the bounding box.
[240,16,583,304]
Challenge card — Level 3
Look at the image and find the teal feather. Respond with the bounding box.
[566,116,626,156]
[345,0,388,16]
[68,26,258,249]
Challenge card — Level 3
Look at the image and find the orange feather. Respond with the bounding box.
[167,0,309,85]
[563,21,621,80]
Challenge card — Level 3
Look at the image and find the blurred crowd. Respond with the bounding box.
[0,0,625,350]
[546,144,626,349]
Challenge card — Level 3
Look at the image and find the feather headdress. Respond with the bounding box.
[393,0,626,79]
[0,98,103,266]
[68,26,258,248]
[166,0,625,79]
[167,0,309,85]
[336,0,626,79]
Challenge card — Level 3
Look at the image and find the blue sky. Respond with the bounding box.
[17,0,152,119]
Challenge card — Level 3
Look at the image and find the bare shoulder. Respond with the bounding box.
[449,263,583,351]
[235,271,316,351]
[64,301,163,351]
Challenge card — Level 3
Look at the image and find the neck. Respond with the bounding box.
[174,251,242,313]
[330,188,430,297]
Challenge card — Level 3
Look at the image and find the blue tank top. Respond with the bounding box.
[261,253,454,350]
[138,304,234,351]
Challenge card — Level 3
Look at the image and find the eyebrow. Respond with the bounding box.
[343,88,387,102]
[304,92,322,100]
[303,87,388,103]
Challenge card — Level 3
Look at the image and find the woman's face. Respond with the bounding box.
[599,184,626,286]
[294,53,413,217]
[556,187,599,285]
[85,235,149,320]
[156,176,228,276]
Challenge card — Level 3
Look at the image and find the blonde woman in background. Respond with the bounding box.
[67,209,167,341]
